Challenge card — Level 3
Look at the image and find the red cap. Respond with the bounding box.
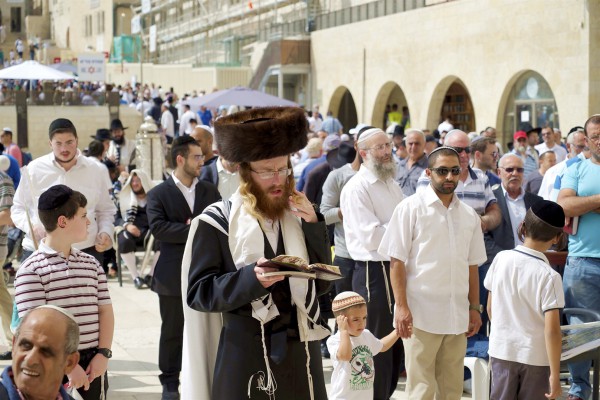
[513,130,527,141]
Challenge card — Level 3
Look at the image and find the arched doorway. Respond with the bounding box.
[372,82,409,130]
[328,86,358,134]
[427,77,475,134]
[500,70,558,145]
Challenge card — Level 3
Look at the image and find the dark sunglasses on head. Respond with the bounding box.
[500,167,525,173]
[449,146,471,154]
[431,167,461,176]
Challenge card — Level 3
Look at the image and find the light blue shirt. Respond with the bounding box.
[561,159,600,258]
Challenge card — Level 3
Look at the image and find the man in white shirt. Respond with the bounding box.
[379,146,487,400]
[340,127,404,400]
[536,126,568,163]
[179,104,196,137]
[12,118,116,263]
[160,102,175,144]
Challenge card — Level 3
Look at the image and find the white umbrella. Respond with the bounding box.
[0,60,75,80]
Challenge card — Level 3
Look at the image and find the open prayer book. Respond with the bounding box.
[261,255,343,281]
[561,321,600,361]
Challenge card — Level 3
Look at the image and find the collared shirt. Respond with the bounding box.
[15,240,112,350]
[89,156,113,192]
[416,166,496,215]
[320,164,357,258]
[379,184,487,334]
[396,153,427,196]
[340,164,404,261]
[216,157,240,200]
[172,171,198,212]
[12,152,116,252]
[501,185,526,247]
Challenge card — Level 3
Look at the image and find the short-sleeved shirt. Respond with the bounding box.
[0,172,14,262]
[484,246,564,366]
[15,241,112,350]
[379,184,487,334]
[560,158,600,258]
[326,329,383,400]
[416,167,496,215]
[396,154,427,196]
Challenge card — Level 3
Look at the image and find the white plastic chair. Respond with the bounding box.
[464,357,490,400]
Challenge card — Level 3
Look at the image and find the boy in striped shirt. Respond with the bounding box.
[15,184,114,400]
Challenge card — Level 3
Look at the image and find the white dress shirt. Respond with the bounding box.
[340,165,404,261]
[216,158,240,201]
[179,110,196,136]
[13,152,117,251]
[171,172,198,212]
[161,108,175,138]
[378,184,487,335]
[501,186,526,247]
[535,142,568,163]
[89,156,113,192]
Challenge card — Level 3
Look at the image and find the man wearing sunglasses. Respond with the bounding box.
[380,146,487,399]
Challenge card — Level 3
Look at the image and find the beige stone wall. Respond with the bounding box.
[310,0,592,146]
[0,105,140,159]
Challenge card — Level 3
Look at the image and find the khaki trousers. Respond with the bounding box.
[0,258,13,343]
[403,327,467,400]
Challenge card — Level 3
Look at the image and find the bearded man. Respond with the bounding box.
[340,127,405,400]
[106,119,136,173]
[184,107,331,399]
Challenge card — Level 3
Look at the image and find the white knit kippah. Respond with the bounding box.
[332,291,366,312]
[357,128,385,144]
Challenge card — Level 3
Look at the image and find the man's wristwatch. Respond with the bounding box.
[469,304,483,313]
[97,348,113,359]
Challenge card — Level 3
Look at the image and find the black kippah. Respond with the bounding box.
[530,200,565,229]
[38,185,73,211]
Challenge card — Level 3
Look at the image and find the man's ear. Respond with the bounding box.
[425,168,432,178]
[64,352,80,375]
[57,216,67,229]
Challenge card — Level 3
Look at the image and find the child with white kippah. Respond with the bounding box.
[326,291,399,400]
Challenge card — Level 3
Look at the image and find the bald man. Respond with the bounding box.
[191,125,217,166]
[1,306,80,400]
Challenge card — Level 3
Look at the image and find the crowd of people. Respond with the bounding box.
[0,96,595,400]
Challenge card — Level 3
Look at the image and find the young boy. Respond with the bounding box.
[484,200,565,400]
[326,291,399,400]
[14,184,114,400]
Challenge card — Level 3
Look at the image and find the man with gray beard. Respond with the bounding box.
[340,127,405,400]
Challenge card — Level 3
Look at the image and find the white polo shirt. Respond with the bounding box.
[379,184,487,335]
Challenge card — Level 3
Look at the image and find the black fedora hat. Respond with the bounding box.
[110,119,127,131]
[326,141,357,169]
[92,128,112,141]
[518,122,541,134]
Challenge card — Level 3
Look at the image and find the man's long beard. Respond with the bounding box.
[365,157,396,181]
[248,178,292,221]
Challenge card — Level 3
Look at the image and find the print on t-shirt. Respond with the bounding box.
[350,344,375,390]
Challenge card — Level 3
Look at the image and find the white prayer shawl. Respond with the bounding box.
[180,191,329,399]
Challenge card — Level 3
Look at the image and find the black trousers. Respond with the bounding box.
[158,294,184,387]
[63,348,108,400]
[353,260,403,400]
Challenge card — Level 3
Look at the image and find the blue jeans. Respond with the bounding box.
[564,256,600,400]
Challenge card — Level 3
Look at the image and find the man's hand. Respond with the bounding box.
[466,310,482,337]
[395,304,413,339]
[254,257,285,288]
[94,232,112,252]
[125,224,141,237]
[85,353,109,383]
[545,373,562,399]
[67,364,90,391]
[289,190,317,223]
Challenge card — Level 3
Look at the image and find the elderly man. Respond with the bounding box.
[1,305,80,400]
[380,147,486,399]
[511,130,539,181]
[558,114,600,400]
[184,107,331,399]
[396,129,427,196]
[341,127,405,400]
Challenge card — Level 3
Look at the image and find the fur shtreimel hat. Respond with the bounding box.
[213,107,308,163]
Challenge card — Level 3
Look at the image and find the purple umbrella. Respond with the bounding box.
[187,86,298,109]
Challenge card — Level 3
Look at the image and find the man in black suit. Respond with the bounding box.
[147,136,220,400]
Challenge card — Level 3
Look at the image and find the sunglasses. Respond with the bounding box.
[499,167,525,173]
[430,167,461,176]
[449,146,471,154]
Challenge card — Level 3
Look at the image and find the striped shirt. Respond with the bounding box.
[15,241,111,350]
[416,166,496,215]
[0,172,14,262]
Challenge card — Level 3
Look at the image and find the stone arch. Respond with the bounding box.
[426,76,475,135]
[328,86,358,134]
[371,81,409,130]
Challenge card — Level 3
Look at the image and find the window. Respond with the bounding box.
[96,11,105,34]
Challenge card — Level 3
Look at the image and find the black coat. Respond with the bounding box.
[146,177,220,296]
[186,212,331,399]
[199,160,218,186]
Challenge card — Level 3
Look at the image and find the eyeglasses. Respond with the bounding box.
[587,135,600,143]
[449,146,471,154]
[430,167,461,176]
[491,151,499,158]
[367,142,393,152]
[573,144,587,151]
[499,167,525,173]
[190,154,205,161]
[250,168,291,180]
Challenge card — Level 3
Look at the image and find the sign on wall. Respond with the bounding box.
[131,15,141,34]
[149,25,157,53]
[78,53,106,82]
